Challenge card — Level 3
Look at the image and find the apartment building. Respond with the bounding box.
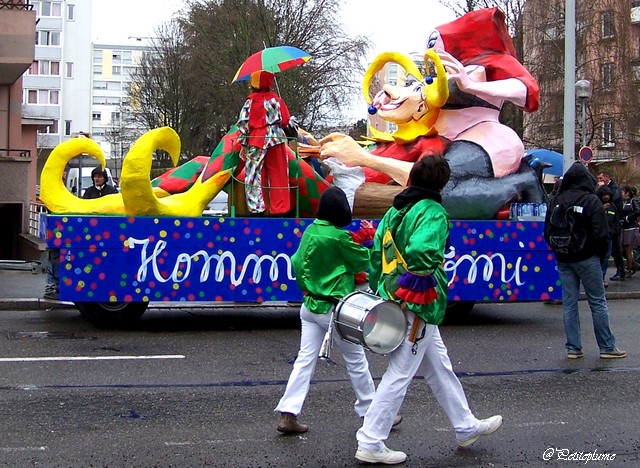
[91,41,150,179]
[0,1,42,260]
[22,0,92,174]
[523,0,640,173]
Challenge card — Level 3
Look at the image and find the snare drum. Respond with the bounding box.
[334,291,407,354]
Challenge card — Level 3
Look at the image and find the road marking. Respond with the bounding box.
[0,446,48,452]
[0,355,185,362]
[165,438,270,446]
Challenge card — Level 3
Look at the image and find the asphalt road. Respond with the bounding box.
[0,301,638,467]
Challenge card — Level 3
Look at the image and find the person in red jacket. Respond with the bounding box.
[236,70,291,215]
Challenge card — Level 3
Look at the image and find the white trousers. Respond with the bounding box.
[275,304,375,417]
[357,311,480,450]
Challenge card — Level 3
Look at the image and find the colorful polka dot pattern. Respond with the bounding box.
[447,220,560,302]
[44,216,560,303]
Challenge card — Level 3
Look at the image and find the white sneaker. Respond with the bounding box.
[457,415,503,447]
[355,445,407,464]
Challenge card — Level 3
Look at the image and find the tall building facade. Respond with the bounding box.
[91,41,151,179]
[523,0,640,173]
[21,0,92,176]
[0,0,39,259]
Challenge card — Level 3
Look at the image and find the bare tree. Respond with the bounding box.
[129,0,370,157]
[130,21,212,163]
[523,0,640,174]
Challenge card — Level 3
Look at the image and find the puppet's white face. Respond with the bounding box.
[371,81,431,125]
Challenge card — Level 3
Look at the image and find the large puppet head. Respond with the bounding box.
[427,7,539,112]
[362,49,449,144]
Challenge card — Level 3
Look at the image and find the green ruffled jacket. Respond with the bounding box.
[292,220,371,314]
[369,199,449,325]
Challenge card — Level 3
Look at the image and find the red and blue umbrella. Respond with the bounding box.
[232,46,311,83]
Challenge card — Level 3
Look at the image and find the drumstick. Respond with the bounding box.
[408,316,423,343]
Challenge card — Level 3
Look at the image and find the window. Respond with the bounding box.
[66,62,74,78]
[601,63,614,89]
[65,120,72,136]
[112,66,121,75]
[28,61,38,75]
[40,1,62,17]
[602,120,615,146]
[112,112,121,123]
[38,60,60,75]
[38,90,49,103]
[107,81,122,91]
[601,11,615,39]
[37,30,61,46]
[93,81,107,90]
[25,89,60,105]
[92,112,101,121]
[39,120,59,134]
[67,4,75,21]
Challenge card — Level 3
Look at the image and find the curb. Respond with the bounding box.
[1,294,638,311]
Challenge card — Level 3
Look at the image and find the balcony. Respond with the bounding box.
[0,2,36,84]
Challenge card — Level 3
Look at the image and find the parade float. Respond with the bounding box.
[41,8,560,327]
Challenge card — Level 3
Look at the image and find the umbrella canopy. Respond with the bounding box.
[525,148,564,176]
[232,46,310,83]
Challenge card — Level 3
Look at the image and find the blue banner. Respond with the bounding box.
[45,216,560,303]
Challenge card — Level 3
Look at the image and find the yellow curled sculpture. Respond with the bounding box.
[40,127,231,217]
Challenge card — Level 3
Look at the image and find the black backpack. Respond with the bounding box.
[546,194,588,255]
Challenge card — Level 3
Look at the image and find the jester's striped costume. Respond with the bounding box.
[236,70,291,215]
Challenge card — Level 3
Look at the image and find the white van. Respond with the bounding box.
[66,166,117,197]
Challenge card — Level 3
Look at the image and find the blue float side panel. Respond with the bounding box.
[44,216,561,303]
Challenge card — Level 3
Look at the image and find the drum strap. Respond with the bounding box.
[382,227,408,275]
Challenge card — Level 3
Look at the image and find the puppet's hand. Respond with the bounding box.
[437,50,474,93]
[319,133,368,166]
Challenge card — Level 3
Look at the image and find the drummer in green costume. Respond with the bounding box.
[355,156,503,465]
[274,186,401,434]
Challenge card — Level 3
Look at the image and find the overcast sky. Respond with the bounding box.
[92,0,455,56]
[91,0,456,121]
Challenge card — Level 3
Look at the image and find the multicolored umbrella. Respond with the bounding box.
[232,46,311,83]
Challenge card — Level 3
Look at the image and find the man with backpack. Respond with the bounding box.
[544,161,627,360]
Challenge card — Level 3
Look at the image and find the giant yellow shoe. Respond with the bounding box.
[39,127,231,217]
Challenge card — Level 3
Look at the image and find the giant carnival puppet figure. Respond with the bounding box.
[237,70,292,215]
[320,7,547,220]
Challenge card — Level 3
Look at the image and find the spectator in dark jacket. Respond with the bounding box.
[83,167,118,199]
[544,162,626,360]
[598,171,625,280]
[619,185,640,275]
[596,185,620,287]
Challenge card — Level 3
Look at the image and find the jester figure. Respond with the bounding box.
[237,70,292,215]
[321,7,547,220]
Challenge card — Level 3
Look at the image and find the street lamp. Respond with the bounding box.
[575,79,592,148]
